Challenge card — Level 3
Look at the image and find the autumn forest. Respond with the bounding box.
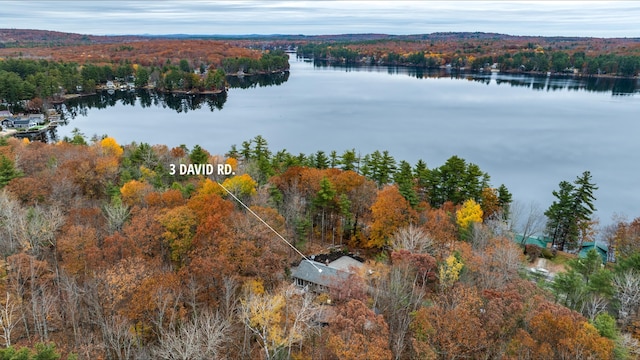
[0,131,639,359]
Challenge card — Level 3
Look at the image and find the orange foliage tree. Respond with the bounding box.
[327,299,393,360]
[368,185,417,248]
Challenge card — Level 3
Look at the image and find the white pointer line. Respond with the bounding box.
[216,182,322,273]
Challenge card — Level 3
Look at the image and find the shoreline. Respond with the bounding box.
[306,58,638,80]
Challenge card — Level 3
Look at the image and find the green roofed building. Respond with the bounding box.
[513,234,553,249]
[578,242,608,263]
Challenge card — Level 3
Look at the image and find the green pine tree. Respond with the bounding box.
[545,171,597,251]
[189,144,209,165]
[545,180,577,250]
[394,160,418,208]
[340,149,358,171]
[314,177,336,243]
[0,154,22,188]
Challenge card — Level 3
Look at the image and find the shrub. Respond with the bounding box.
[524,244,542,263]
[541,248,556,259]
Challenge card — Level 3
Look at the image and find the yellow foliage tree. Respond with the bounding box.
[438,254,464,289]
[120,179,153,207]
[196,178,223,197]
[241,291,287,359]
[157,205,197,268]
[99,136,124,158]
[456,199,483,230]
[220,173,258,198]
[225,157,238,171]
[139,165,157,182]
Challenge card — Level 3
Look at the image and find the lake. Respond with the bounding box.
[55,55,640,225]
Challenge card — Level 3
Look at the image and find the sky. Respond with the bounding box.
[1,1,640,38]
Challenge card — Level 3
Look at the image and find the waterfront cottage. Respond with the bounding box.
[12,118,37,129]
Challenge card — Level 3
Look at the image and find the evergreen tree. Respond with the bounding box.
[573,171,598,224]
[250,135,273,183]
[359,154,372,178]
[413,159,429,202]
[545,171,597,250]
[314,150,329,169]
[545,180,577,250]
[314,177,336,243]
[497,183,513,218]
[0,154,22,188]
[340,149,358,171]
[134,67,149,88]
[240,140,252,161]
[189,144,209,165]
[425,156,488,207]
[394,160,418,208]
[329,150,338,168]
[380,150,397,185]
[367,150,396,187]
[226,144,239,159]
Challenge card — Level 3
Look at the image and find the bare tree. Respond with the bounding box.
[14,204,65,258]
[59,272,82,346]
[221,276,239,320]
[101,315,138,360]
[618,333,640,358]
[613,270,640,325]
[581,294,609,321]
[374,263,425,360]
[0,292,18,347]
[509,200,546,244]
[0,191,23,256]
[103,199,130,234]
[154,311,230,360]
[470,222,492,250]
[391,224,434,254]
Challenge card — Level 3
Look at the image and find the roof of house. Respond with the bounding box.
[291,256,362,287]
[514,234,553,248]
[327,256,365,272]
[13,118,36,124]
[579,242,608,263]
[13,118,35,124]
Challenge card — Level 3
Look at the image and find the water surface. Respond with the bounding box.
[55,56,640,223]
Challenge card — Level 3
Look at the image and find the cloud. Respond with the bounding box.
[1,1,639,37]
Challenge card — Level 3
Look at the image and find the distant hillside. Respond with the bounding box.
[4,28,640,46]
[2,29,640,72]
[0,29,146,47]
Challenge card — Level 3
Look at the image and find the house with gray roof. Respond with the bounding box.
[12,118,37,129]
[291,256,364,293]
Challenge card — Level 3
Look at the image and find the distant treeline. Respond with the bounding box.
[221,49,290,74]
[298,43,640,76]
[0,51,289,111]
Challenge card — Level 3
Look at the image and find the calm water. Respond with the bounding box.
[55,56,640,224]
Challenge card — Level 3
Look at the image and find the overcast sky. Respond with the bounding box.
[2,1,639,37]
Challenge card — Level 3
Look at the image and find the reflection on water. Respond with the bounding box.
[311,59,640,96]
[61,90,228,120]
[226,71,289,89]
